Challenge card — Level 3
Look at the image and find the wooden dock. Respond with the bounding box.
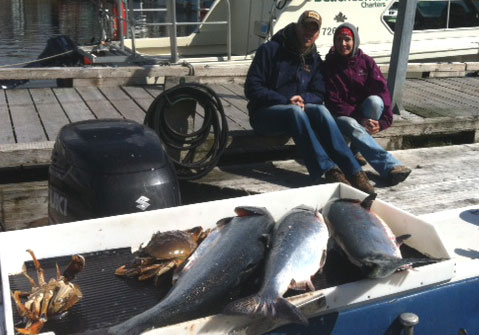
[1,64,479,231]
[1,76,479,169]
[192,143,479,216]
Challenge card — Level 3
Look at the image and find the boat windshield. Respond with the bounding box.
[384,0,479,31]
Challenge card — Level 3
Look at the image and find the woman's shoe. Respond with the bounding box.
[389,166,411,185]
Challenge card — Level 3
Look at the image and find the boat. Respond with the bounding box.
[0,183,477,334]
[92,0,479,65]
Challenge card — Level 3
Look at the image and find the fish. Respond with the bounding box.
[322,193,435,279]
[100,206,275,335]
[223,205,329,326]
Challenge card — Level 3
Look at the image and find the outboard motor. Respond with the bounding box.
[48,119,181,224]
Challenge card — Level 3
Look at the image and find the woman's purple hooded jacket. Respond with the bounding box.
[324,23,393,131]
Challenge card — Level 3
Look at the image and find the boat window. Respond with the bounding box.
[415,1,448,30]
[449,0,479,27]
[383,0,479,31]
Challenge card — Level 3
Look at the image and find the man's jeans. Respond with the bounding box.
[336,95,402,178]
[250,103,361,182]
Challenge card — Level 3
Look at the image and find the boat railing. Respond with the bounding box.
[117,0,231,63]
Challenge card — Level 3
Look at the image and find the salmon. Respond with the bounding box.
[92,206,275,335]
[322,193,434,279]
[223,205,329,325]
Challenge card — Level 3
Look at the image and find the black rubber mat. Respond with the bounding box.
[9,248,168,334]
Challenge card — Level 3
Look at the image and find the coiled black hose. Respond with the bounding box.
[144,83,229,180]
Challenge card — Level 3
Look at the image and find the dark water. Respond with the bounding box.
[0,0,207,67]
[0,0,98,66]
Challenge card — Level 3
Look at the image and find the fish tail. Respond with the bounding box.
[223,295,308,326]
[274,297,309,326]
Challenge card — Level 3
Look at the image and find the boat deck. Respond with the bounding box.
[1,76,479,169]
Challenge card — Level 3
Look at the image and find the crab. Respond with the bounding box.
[115,226,209,286]
[11,249,85,335]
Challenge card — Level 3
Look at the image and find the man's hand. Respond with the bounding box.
[290,95,305,109]
[360,118,380,135]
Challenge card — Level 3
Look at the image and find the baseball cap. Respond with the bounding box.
[298,10,322,30]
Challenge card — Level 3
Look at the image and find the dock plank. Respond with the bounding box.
[0,181,48,230]
[218,83,251,130]
[221,82,245,97]
[405,79,477,116]
[218,83,249,115]
[373,144,479,215]
[402,88,446,118]
[405,80,462,109]
[75,87,124,119]
[6,89,46,143]
[144,86,164,98]
[99,87,146,123]
[422,78,479,114]
[0,91,15,144]
[0,141,54,169]
[403,81,459,117]
[121,86,156,111]
[437,77,479,95]
[190,143,479,216]
[208,83,249,131]
[53,88,96,122]
[29,88,69,141]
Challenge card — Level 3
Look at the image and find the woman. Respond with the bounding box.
[324,23,411,186]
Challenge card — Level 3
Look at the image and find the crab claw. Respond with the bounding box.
[62,255,85,282]
[115,265,141,278]
[185,226,205,241]
[137,261,176,281]
[15,320,45,335]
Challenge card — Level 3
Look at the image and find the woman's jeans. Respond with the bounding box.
[335,96,402,178]
[250,103,361,182]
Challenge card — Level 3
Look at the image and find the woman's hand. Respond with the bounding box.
[360,119,380,135]
[290,95,305,109]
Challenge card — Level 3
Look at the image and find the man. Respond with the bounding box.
[244,10,374,194]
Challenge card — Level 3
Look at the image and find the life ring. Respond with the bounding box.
[112,0,127,40]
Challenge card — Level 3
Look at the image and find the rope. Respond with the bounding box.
[0,50,75,68]
[181,61,195,76]
[144,83,229,180]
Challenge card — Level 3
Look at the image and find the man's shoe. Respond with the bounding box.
[389,165,411,186]
[355,153,367,166]
[348,171,375,194]
[324,167,351,185]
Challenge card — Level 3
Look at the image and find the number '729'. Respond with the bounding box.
[322,27,337,35]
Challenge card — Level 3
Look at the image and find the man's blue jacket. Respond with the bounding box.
[244,23,326,116]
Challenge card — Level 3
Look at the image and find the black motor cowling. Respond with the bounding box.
[48,119,181,224]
